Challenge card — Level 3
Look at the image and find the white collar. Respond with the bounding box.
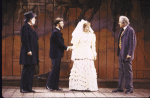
[123,25,128,30]
[28,22,33,26]
[56,27,60,30]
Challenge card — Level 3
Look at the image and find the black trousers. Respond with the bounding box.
[20,64,35,91]
[46,58,61,89]
[118,54,133,90]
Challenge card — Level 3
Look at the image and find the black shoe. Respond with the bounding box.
[84,90,91,92]
[112,89,124,92]
[125,90,133,94]
[46,86,54,91]
[27,89,35,92]
[55,88,63,91]
[20,89,28,93]
[70,89,77,91]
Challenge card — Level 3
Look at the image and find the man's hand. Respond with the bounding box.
[27,51,32,55]
[127,55,131,59]
[67,46,72,51]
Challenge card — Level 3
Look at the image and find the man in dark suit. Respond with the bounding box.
[112,16,136,94]
[46,17,71,91]
[20,11,38,93]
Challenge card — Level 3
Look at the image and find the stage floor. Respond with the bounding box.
[2,86,150,97]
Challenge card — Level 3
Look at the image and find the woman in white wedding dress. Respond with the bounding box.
[69,19,98,91]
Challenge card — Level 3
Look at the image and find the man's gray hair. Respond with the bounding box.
[119,16,130,26]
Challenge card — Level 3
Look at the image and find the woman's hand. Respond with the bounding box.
[27,51,32,55]
[94,56,97,60]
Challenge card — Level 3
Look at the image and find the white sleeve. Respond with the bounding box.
[71,35,81,50]
[91,34,97,57]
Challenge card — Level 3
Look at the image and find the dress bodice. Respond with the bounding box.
[71,33,96,60]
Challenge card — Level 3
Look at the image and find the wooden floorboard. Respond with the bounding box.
[92,92,106,97]
[2,86,150,97]
[73,92,86,97]
[83,92,97,97]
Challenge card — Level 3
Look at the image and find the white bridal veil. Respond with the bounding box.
[71,19,94,44]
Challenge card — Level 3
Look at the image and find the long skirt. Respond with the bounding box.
[69,59,98,91]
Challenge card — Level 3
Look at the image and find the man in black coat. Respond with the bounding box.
[19,11,38,93]
[46,17,71,91]
[112,16,136,94]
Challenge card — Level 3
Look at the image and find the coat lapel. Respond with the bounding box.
[118,28,123,39]
[55,28,64,42]
[27,23,38,39]
[55,28,61,34]
[121,26,129,38]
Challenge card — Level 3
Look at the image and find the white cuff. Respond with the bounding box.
[67,47,69,51]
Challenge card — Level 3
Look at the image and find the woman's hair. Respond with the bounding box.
[83,22,91,31]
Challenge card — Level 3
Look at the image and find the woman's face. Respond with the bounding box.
[84,25,90,32]
[30,17,36,25]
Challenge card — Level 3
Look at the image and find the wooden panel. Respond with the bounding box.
[106,0,114,79]
[44,4,53,74]
[13,35,21,59]
[133,70,136,79]
[99,28,107,79]
[2,26,6,76]
[143,71,150,79]
[13,61,21,76]
[5,32,13,76]
[5,2,14,76]
[37,12,45,75]
[98,1,108,79]
[106,29,114,79]
[137,71,144,79]
[136,29,145,78]
[13,35,21,76]
[114,66,119,79]
[13,7,21,31]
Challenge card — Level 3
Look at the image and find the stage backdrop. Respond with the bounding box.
[2,0,150,79]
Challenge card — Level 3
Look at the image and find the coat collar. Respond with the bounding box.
[118,26,129,38]
[121,26,129,37]
[56,27,60,30]
[54,27,63,36]
[26,23,38,39]
[25,23,34,31]
[123,25,128,31]
[55,27,61,32]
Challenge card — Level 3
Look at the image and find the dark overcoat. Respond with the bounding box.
[117,26,137,61]
[19,23,39,65]
[50,28,67,58]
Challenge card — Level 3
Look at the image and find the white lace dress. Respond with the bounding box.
[69,33,98,91]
